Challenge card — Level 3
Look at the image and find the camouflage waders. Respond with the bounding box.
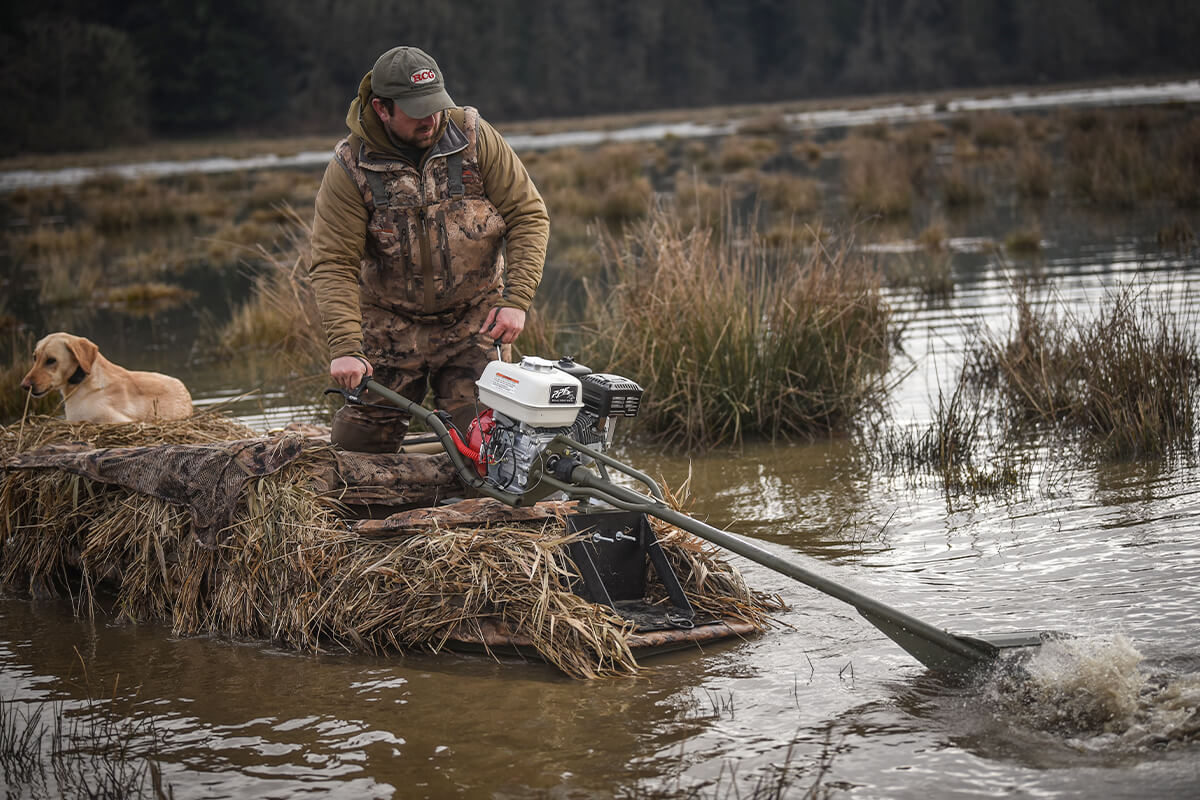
[330,304,496,453]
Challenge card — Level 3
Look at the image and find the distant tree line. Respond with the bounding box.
[2,0,1198,154]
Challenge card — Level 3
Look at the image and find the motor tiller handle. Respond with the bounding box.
[332,377,525,506]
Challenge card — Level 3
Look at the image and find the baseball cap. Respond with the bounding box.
[370,46,455,118]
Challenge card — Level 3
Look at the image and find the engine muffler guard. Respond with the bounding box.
[565,510,699,631]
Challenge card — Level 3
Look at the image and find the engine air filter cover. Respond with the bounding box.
[476,357,583,426]
[581,373,643,418]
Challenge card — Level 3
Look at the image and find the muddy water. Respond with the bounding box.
[5,225,1200,795]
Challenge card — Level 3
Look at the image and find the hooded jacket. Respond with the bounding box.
[310,73,549,361]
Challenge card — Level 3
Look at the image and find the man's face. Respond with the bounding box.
[373,99,442,149]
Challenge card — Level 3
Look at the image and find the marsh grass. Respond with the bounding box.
[213,206,327,380]
[88,179,194,233]
[112,246,195,279]
[916,221,948,251]
[869,368,1027,497]
[1168,119,1200,207]
[1061,107,1200,208]
[622,726,839,800]
[966,279,1200,458]
[3,185,75,225]
[717,137,777,172]
[11,222,108,305]
[12,224,103,260]
[203,219,280,265]
[14,169,311,253]
[900,120,949,153]
[1015,145,1054,199]
[1005,227,1043,256]
[755,173,823,216]
[585,203,893,451]
[101,281,195,314]
[763,218,834,250]
[1157,217,1196,251]
[673,172,726,232]
[36,254,104,307]
[526,143,659,264]
[792,140,823,164]
[513,302,572,364]
[5,168,315,329]
[842,136,917,218]
[881,251,955,301]
[971,112,1025,150]
[1065,122,1152,207]
[529,143,655,198]
[243,170,320,213]
[1,327,58,422]
[939,164,987,208]
[0,692,173,800]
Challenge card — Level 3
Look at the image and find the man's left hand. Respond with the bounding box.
[480,307,526,344]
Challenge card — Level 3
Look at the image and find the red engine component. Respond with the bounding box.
[463,409,496,477]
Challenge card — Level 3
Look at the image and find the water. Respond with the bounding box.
[3,80,1198,191]
[4,109,1200,797]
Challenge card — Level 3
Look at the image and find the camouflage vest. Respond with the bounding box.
[334,107,506,317]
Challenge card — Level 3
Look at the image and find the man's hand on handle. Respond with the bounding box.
[331,355,372,390]
[480,307,526,344]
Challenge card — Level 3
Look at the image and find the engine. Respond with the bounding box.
[468,356,643,494]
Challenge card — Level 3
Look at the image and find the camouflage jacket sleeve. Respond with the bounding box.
[308,158,368,360]
[474,115,549,311]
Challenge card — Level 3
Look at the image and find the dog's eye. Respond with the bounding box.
[45,357,56,365]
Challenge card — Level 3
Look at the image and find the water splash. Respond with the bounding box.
[984,635,1200,749]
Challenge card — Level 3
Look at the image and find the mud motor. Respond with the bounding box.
[347,355,1053,670]
[457,356,643,495]
[446,355,697,627]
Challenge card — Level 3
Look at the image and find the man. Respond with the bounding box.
[309,46,549,452]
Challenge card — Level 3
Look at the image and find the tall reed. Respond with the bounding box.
[842,136,916,218]
[967,279,1200,458]
[0,694,172,800]
[1,327,58,423]
[585,204,893,451]
[868,364,1026,497]
[214,206,328,378]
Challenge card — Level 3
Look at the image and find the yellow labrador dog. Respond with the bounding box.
[20,332,193,423]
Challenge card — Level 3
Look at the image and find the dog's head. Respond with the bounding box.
[20,332,99,397]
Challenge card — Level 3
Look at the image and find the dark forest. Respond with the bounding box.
[2,0,1198,153]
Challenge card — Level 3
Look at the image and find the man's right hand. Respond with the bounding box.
[331,355,372,390]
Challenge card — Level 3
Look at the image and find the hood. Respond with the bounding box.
[346,71,449,158]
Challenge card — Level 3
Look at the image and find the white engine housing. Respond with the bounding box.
[476,356,583,427]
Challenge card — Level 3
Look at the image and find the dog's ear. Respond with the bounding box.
[66,336,98,373]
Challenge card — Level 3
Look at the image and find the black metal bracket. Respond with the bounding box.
[565,510,695,629]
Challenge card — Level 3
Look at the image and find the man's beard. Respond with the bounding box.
[393,119,440,149]
[399,129,436,148]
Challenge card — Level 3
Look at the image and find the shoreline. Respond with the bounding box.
[2,77,1197,192]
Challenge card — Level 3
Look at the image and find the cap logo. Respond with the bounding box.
[410,68,437,86]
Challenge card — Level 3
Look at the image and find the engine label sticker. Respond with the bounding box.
[490,372,519,395]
